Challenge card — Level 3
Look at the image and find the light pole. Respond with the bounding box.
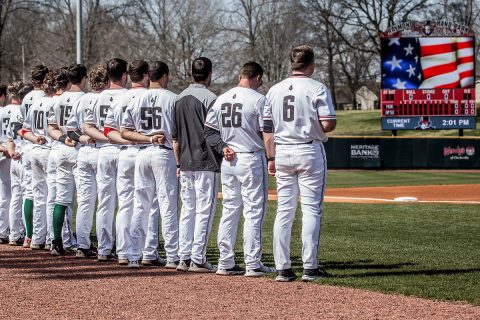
[76,0,83,64]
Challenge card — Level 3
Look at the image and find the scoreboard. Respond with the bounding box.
[380,21,476,131]
[381,88,476,130]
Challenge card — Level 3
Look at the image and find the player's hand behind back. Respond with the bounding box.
[151,134,166,145]
[223,147,235,161]
[64,137,77,147]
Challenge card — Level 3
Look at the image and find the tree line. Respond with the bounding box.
[0,0,479,109]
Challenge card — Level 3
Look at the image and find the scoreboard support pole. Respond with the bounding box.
[459,129,464,137]
[392,130,397,136]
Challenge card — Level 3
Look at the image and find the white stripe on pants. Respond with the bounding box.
[273,142,327,270]
[96,145,120,256]
[0,156,11,239]
[178,170,218,264]
[218,152,267,269]
[116,146,137,260]
[75,145,98,250]
[129,146,179,261]
[9,158,24,241]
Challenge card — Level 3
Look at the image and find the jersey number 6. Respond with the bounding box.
[283,95,295,122]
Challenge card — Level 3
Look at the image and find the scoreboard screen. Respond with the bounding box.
[380,21,476,130]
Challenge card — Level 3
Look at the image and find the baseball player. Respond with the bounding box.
[5,83,29,246]
[66,64,109,258]
[263,45,336,282]
[22,72,59,250]
[121,61,179,269]
[83,58,128,261]
[47,64,87,255]
[103,60,152,265]
[17,65,49,249]
[172,57,222,273]
[0,82,24,244]
[0,85,6,107]
[205,62,274,276]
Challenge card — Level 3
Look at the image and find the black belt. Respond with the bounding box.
[236,151,255,154]
[120,146,129,150]
[276,141,313,146]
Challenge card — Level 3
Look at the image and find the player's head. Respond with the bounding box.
[128,60,149,86]
[0,84,6,106]
[191,57,212,86]
[31,65,50,89]
[148,61,169,88]
[55,67,70,92]
[18,83,34,103]
[239,61,264,90]
[7,81,24,103]
[42,71,57,96]
[107,58,128,87]
[290,45,314,75]
[88,64,109,92]
[68,63,87,89]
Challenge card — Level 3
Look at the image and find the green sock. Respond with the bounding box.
[24,199,34,238]
[53,204,67,241]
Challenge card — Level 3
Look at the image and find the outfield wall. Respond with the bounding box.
[324,137,480,169]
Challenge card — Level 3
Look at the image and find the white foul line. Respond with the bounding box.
[324,196,480,205]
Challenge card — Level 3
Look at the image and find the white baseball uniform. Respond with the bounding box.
[104,87,147,260]
[122,88,179,262]
[205,86,268,270]
[0,105,14,240]
[84,88,127,256]
[20,90,46,203]
[66,92,100,250]
[23,96,56,245]
[264,75,336,270]
[6,104,25,242]
[48,91,85,248]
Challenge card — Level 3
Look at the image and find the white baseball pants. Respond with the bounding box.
[218,152,268,270]
[178,170,219,264]
[9,158,24,242]
[75,145,98,250]
[273,142,327,270]
[52,144,77,248]
[96,145,120,256]
[129,146,179,262]
[116,146,137,260]
[0,156,12,239]
[30,148,50,245]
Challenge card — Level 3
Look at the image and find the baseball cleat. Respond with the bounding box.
[51,240,66,256]
[141,257,166,267]
[127,260,140,269]
[30,243,45,250]
[22,237,32,248]
[64,246,77,253]
[9,237,25,246]
[118,259,129,265]
[301,267,332,282]
[76,248,97,259]
[44,244,51,251]
[165,260,180,269]
[97,253,116,262]
[176,259,191,272]
[216,265,245,276]
[275,269,297,282]
[189,261,217,273]
[0,237,9,244]
[245,263,276,277]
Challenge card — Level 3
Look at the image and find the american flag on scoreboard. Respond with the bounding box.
[381,37,475,89]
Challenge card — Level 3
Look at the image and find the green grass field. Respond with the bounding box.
[332,110,480,137]
[199,201,480,305]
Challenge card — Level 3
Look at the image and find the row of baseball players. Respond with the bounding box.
[0,44,336,282]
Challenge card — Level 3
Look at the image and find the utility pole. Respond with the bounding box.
[76,0,83,64]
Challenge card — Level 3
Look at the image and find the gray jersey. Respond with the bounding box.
[66,92,100,133]
[24,97,57,149]
[122,88,177,149]
[264,76,336,144]
[205,86,265,153]
[0,105,15,146]
[48,91,85,135]
[105,88,147,131]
